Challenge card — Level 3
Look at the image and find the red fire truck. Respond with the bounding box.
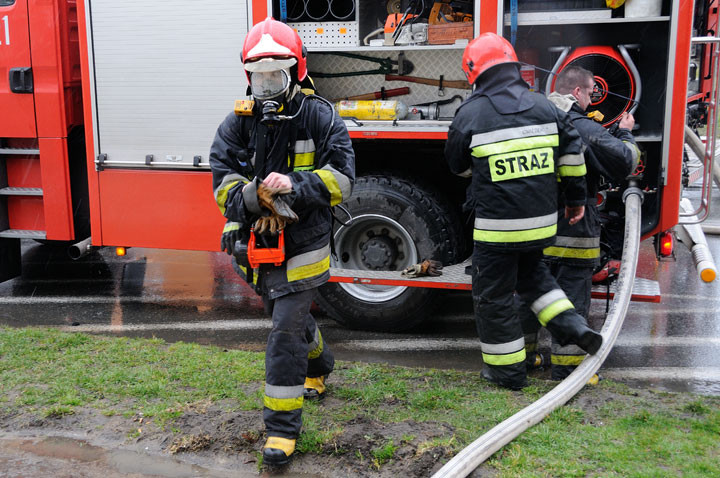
[0,0,711,331]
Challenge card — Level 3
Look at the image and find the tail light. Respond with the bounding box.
[659,231,674,257]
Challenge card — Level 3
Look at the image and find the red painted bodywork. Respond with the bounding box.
[2,0,81,240]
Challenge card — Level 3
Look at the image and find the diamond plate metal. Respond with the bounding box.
[308,49,468,115]
[0,229,46,239]
[331,261,661,302]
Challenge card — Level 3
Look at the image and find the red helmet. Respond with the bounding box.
[462,33,519,85]
[242,17,307,82]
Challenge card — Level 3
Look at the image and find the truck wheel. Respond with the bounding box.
[316,175,461,332]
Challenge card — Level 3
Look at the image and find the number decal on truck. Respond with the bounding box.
[0,15,9,46]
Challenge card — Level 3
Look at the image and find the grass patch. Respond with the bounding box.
[1,326,720,477]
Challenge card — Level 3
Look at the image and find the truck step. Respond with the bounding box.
[0,229,46,239]
[329,260,661,303]
[0,148,40,156]
[0,187,43,196]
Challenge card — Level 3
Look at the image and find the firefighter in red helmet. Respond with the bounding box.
[444,33,603,390]
[209,17,355,465]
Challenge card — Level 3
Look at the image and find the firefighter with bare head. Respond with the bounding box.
[444,33,603,390]
[521,65,639,380]
[208,17,355,466]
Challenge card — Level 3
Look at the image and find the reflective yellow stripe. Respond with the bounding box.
[313,169,343,206]
[263,395,303,411]
[471,134,559,158]
[223,222,240,233]
[238,265,258,284]
[308,329,324,359]
[551,354,585,366]
[474,224,556,243]
[538,298,574,326]
[215,180,239,215]
[489,147,554,182]
[557,163,587,177]
[293,152,315,168]
[543,246,601,259]
[287,255,330,282]
[482,349,526,366]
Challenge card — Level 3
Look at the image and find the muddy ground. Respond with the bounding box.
[0,369,702,478]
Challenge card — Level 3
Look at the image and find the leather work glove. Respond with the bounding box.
[401,259,443,278]
[253,182,298,235]
[220,221,241,255]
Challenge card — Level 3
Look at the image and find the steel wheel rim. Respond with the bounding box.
[332,214,418,302]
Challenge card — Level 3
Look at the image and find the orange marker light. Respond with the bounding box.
[116,246,127,257]
[659,231,673,257]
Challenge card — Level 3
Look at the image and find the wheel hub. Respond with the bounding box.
[360,236,398,270]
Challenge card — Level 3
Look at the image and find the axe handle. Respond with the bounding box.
[333,87,410,102]
[385,75,471,90]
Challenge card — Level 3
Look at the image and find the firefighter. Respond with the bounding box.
[522,66,639,380]
[445,33,603,390]
[209,18,355,466]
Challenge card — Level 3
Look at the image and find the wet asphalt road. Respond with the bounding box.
[1,189,720,396]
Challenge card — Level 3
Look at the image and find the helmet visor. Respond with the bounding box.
[249,69,290,100]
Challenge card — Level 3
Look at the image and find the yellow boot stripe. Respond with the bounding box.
[265,436,296,456]
[304,376,326,395]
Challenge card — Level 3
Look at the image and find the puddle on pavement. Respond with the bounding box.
[1,435,320,478]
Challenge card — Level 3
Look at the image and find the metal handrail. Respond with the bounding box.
[681,36,720,223]
[431,184,644,478]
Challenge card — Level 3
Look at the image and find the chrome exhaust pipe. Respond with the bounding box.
[68,236,93,260]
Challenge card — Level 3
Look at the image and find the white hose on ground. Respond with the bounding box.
[431,186,644,478]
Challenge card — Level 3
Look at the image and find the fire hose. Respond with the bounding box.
[431,180,645,478]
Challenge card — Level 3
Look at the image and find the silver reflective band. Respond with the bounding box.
[554,236,601,248]
[474,212,557,231]
[250,69,290,100]
[287,244,331,271]
[557,153,584,166]
[531,289,568,316]
[295,139,316,154]
[480,337,525,355]
[265,383,304,399]
[470,123,558,149]
[321,164,352,199]
[308,326,320,351]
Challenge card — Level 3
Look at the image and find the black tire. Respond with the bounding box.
[316,175,463,332]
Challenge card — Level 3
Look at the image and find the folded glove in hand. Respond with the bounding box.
[254,183,298,235]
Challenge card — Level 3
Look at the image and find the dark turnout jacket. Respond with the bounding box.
[543,92,639,266]
[445,65,587,251]
[209,91,355,298]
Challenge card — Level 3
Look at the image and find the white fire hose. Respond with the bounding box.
[431,184,644,478]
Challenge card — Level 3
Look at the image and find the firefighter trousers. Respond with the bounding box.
[262,288,334,439]
[472,245,582,389]
[521,262,594,379]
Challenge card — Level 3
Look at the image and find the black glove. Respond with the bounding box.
[220,221,241,255]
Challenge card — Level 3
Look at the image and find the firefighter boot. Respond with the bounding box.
[545,310,603,355]
[262,436,296,466]
[482,363,528,391]
[303,375,327,401]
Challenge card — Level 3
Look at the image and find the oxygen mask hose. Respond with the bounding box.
[432,182,645,478]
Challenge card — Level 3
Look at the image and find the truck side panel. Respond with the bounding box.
[0,0,36,138]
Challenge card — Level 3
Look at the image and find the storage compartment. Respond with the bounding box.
[274,0,475,48]
[427,22,473,45]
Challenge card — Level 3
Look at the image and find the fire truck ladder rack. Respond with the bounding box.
[431,182,645,478]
